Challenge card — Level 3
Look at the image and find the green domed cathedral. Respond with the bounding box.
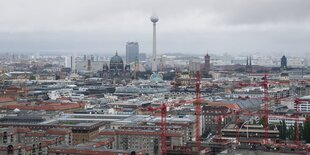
[100,52,131,83]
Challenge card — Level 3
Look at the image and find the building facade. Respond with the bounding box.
[245,56,253,73]
[201,53,211,77]
[189,60,201,72]
[126,42,139,64]
[281,55,288,70]
[202,106,233,135]
[100,52,131,83]
[294,96,310,113]
[76,61,106,73]
[0,127,71,155]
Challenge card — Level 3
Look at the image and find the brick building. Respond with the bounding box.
[0,127,71,155]
[0,119,106,145]
[202,105,234,135]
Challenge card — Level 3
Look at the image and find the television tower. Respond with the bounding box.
[151,15,159,72]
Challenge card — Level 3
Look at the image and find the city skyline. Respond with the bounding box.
[0,0,310,57]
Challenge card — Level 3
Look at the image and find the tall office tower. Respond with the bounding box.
[126,42,139,63]
[201,53,211,77]
[65,56,69,67]
[87,59,92,71]
[151,15,159,72]
[205,53,211,73]
[281,55,288,70]
[71,55,76,73]
[65,55,76,72]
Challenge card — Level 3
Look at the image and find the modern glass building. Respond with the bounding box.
[126,42,139,64]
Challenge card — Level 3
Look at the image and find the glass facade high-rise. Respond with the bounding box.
[126,42,139,63]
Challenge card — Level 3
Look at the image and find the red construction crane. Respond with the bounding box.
[217,115,223,136]
[148,103,167,155]
[236,118,241,143]
[148,100,204,155]
[195,71,201,151]
[215,112,234,137]
[234,97,310,147]
[237,74,270,144]
[238,80,289,92]
[147,71,202,155]
[263,74,269,144]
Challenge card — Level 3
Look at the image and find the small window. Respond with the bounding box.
[7,145,14,155]
[3,132,7,144]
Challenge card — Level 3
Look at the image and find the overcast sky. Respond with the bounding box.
[0,0,310,57]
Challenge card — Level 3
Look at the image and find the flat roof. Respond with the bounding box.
[222,128,279,133]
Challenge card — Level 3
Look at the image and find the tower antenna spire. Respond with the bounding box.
[151,15,159,72]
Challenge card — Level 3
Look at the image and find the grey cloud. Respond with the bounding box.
[1,0,309,32]
[219,0,310,25]
[0,0,309,56]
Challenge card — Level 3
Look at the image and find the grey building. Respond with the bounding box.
[126,42,139,63]
[281,55,288,70]
[76,60,106,72]
[202,106,233,135]
[139,53,147,61]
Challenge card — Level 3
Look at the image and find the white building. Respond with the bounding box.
[189,59,201,72]
[64,55,76,72]
[268,115,305,127]
[294,95,310,113]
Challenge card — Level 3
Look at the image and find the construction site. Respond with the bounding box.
[130,72,310,155]
[93,71,310,155]
[1,57,310,155]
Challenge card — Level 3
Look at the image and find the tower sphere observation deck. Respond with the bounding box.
[150,15,159,23]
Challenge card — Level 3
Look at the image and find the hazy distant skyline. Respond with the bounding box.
[0,0,310,57]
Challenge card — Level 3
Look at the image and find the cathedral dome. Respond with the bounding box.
[110,52,124,71]
[150,72,163,83]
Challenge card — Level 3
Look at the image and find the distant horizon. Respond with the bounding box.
[0,50,306,59]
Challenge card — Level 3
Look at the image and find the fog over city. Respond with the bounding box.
[0,0,310,56]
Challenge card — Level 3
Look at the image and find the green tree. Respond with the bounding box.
[293,123,296,140]
[259,117,264,125]
[288,125,294,140]
[277,123,282,139]
[299,123,304,142]
[303,117,310,143]
[282,120,287,140]
[30,75,36,80]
